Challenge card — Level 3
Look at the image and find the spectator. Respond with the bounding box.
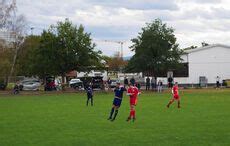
[146,76,150,90]
[157,80,163,93]
[107,77,112,89]
[216,76,221,88]
[130,76,135,86]
[168,75,173,88]
[124,76,129,88]
[136,82,141,90]
[151,77,156,91]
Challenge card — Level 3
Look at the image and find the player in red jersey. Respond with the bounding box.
[126,83,139,122]
[167,82,181,108]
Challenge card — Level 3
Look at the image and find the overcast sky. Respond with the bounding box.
[17,0,230,57]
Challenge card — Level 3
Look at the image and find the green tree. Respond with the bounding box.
[0,46,13,85]
[30,19,102,81]
[126,19,183,77]
[16,35,41,76]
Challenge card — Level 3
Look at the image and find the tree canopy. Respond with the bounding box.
[126,19,183,77]
[17,19,103,79]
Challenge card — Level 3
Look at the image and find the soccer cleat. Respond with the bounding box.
[107,117,112,120]
[167,105,169,108]
[126,117,131,122]
[111,118,116,122]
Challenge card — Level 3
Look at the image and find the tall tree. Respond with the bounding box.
[126,19,183,77]
[0,41,13,85]
[16,35,41,76]
[30,19,102,81]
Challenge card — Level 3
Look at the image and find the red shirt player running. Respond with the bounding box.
[126,83,140,122]
[167,82,181,108]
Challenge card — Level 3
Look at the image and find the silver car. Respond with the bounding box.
[20,79,41,91]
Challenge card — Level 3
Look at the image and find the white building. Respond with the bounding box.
[158,44,230,85]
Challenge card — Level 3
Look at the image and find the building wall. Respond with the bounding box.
[177,46,230,84]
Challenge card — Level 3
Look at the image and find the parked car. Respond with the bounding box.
[110,80,118,88]
[21,81,41,91]
[78,76,104,90]
[19,79,41,91]
[69,79,83,90]
[92,76,104,90]
[0,82,6,90]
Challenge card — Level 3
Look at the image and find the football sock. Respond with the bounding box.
[133,110,136,119]
[178,101,180,108]
[129,110,132,118]
[109,107,114,119]
[113,110,119,120]
[86,99,89,106]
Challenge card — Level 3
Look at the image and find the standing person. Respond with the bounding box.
[130,76,135,86]
[216,76,220,88]
[126,83,139,122]
[157,80,163,93]
[146,76,150,91]
[124,76,129,88]
[168,75,173,88]
[108,82,126,121]
[107,77,112,90]
[86,86,93,106]
[166,82,181,108]
[151,77,156,91]
[136,82,141,90]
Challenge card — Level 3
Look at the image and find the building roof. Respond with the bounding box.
[184,44,230,54]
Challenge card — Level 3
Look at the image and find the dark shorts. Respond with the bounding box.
[113,98,122,107]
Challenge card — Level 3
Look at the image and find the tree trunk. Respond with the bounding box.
[61,74,65,84]
[8,38,25,85]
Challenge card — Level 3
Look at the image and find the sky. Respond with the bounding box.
[16,0,230,57]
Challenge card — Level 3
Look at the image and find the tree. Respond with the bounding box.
[0,42,13,85]
[0,0,26,84]
[126,19,183,77]
[16,35,41,76]
[29,19,102,81]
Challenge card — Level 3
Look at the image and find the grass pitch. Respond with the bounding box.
[0,89,230,146]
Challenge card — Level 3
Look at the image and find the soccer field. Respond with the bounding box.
[0,89,230,146]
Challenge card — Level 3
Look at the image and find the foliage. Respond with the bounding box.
[18,19,102,79]
[126,19,183,76]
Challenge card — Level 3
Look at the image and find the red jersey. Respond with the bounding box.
[172,85,179,95]
[127,86,139,105]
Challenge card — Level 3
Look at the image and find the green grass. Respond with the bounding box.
[0,89,230,146]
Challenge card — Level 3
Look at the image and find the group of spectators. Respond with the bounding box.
[107,76,173,93]
[145,76,163,93]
